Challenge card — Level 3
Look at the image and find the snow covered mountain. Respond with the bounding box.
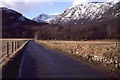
[32,13,60,23]
[1,7,43,38]
[1,7,40,26]
[2,7,27,25]
[102,1,120,19]
[52,2,117,26]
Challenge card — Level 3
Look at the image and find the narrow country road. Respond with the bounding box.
[18,40,113,78]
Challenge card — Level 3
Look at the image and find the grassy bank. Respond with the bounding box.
[36,40,120,78]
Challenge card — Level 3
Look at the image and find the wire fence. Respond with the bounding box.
[1,40,28,64]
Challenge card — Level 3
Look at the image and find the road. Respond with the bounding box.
[18,40,113,78]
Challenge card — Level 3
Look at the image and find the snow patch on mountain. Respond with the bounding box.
[19,16,26,21]
[33,13,60,23]
[52,2,114,24]
[107,0,120,3]
[2,7,17,14]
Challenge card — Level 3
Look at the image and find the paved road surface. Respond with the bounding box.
[19,40,113,78]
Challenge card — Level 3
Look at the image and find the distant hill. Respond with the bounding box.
[1,7,45,38]
[1,7,41,26]
[33,13,60,23]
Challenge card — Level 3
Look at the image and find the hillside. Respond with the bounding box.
[36,2,120,40]
[52,2,120,27]
[1,2,120,40]
[33,13,60,23]
[1,7,45,38]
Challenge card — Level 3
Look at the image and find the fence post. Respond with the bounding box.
[7,43,9,57]
[17,41,18,49]
[12,42,14,53]
[20,41,21,47]
[115,41,118,48]
[15,41,16,51]
[17,41,19,49]
[22,40,24,45]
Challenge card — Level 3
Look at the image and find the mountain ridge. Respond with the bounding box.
[52,2,119,26]
[1,2,120,39]
[1,7,44,38]
[1,7,41,26]
[32,13,60,23]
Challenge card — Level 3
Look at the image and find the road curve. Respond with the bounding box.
[18,40,113,78]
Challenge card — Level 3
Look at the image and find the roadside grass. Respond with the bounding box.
[36,40,120,78]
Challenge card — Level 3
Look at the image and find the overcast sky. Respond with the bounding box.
[0,0,119,19]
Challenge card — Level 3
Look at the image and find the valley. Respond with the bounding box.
[1,2,120,40]
[1,1,120,79]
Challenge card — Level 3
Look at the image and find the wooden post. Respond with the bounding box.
[115,41,118,48]
[20,41,22,47]
[15,41,16,51]
[17,41,18,49]
[22,41,23,45]
[7,43,9,57]
[17,41,19,49]
[12,42,14,53]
